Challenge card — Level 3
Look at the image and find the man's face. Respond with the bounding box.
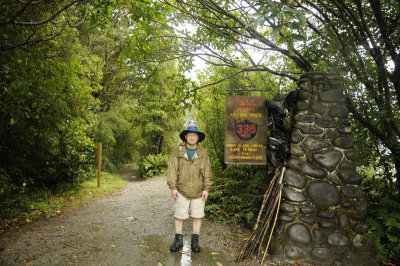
[185,132,199,145]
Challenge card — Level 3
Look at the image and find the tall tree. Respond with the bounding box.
[90,2,191,170]
[0,0,117,51]
[0,0,122,213]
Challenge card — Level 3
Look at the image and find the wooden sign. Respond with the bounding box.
[225,96,268,165]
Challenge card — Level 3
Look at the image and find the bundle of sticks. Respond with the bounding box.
[236,163,286,264]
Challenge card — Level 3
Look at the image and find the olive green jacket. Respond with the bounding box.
[167,142,213,199]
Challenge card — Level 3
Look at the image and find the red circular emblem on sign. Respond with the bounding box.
[235,120,258,141]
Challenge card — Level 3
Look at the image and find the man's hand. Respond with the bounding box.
[202,190,209,201]
[171,189,179,200]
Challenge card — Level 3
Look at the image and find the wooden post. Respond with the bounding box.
[94,142,102,188]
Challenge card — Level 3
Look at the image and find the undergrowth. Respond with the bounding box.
[0,172,127,231]
[205,164,271,227]
[137,153,168,179]
[363,175,400,264]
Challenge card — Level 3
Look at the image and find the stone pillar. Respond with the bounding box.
[271,73,376,265]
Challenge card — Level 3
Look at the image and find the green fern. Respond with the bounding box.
[138,154,168,179]
[365,183,400,264]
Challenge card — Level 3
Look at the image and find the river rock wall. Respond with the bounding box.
[271,73,377,265]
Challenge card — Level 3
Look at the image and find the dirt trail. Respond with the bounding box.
[0,169,252,266]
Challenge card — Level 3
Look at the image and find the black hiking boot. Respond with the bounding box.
[191,234,200,253]
[265,98,285,117]
[170,234,183,252]
[267,150,278,168]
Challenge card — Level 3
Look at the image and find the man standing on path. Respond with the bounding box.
[167,125,213,253]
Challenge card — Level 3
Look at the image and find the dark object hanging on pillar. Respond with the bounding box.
[265,88,298,167]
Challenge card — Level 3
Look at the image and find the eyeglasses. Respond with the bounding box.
[186,133,199,138]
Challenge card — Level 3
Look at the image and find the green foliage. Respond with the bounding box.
[0,32,98,212]
[0,171,127,229]
[137,153,169,179]
[251,2,308,51]
[205,164,270,226]
[0,0,190,220]
[363,172,400,264]
[0,1,124,217]
[94,61,187,172]
[352,117,399,263]
[96,97,138,172]
[86,7,188,171]
[132,62,189,157]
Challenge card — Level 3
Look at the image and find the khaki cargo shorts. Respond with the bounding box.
[174,193,205,219]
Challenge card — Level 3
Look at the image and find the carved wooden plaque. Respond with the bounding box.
[225,96,268,165]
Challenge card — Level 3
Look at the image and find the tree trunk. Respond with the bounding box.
[393,150,400,193]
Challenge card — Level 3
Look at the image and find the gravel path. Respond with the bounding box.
[0,170,251,266]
